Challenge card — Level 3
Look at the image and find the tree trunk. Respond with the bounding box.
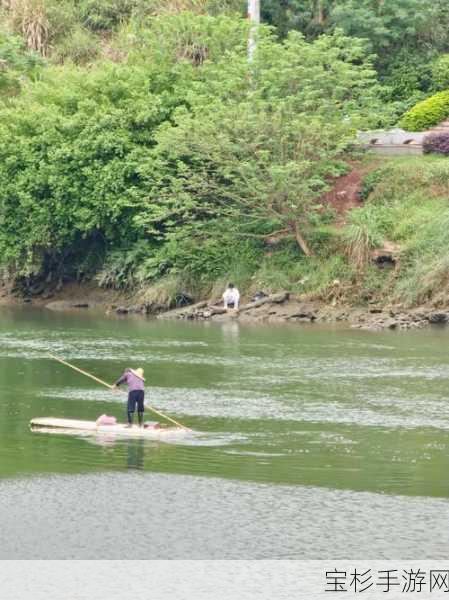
[291,221,313,256]
[316,0,325,25]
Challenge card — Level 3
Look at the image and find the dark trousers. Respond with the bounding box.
[127,390,145,424]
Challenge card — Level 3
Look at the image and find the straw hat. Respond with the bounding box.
[130,368,145,381]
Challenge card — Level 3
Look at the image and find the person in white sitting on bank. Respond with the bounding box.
[223,283,240,311]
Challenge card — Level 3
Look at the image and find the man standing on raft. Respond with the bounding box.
[113,368,145,427]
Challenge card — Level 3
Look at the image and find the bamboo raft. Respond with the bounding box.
[32,357,192,440]
[30,417,188,440]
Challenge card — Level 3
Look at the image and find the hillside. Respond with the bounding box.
[1,1,449,314]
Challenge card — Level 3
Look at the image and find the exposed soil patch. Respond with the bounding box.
[323,169,363,223]
[322,162,378,225]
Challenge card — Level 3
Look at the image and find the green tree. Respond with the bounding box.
[330,0,449,60]
[136,29,381,261]
[261,1,336,39]
[0,16,384,286]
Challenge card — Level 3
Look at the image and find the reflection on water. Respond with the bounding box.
[127,440,145,470]
[220,320,241,343]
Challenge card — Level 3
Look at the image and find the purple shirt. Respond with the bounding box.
[115,370,145,392]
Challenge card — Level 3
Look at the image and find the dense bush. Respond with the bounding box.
[0,16,383,287]
[380,50,433,105]
[2,0,449,122]
[423,132,449,155]
[4,4,449,304]
[399,90,449,131]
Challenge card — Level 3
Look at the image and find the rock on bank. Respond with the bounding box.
[157,292,449,330]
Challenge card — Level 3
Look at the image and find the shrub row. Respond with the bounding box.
[399,90,449,131]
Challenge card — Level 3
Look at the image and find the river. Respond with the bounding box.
[1,306,449,558]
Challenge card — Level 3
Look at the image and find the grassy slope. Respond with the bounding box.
[206,155,449,310]
[347,155,449,309]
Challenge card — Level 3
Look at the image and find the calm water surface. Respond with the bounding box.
[1,306,449,558]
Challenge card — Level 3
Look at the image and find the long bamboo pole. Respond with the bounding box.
[49,354,191,431]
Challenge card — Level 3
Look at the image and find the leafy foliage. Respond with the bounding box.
[2,0,449,114]
[329,0,448,60]
[261,0,449,112]
[2,3,449,305]
[262,1,449,62]
[134,29,381,263]
[0,16,382,288]
[379,50,433,105]
[432,54,449,91]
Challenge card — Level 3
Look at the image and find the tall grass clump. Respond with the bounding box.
[139,274,200,309]
[343,206,387,269]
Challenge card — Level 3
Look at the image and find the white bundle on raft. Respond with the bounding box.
[95,414,117,426]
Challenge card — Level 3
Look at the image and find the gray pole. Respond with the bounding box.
[248,0,260,60]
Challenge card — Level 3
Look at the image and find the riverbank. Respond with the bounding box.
[5,153,449,334]
[2,279,449,331]
[0,280,133,312]
[4,155,449,331]
[157,292,449,331]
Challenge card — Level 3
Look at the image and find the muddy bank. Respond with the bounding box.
[0,280,191,316]
[0,281,136,313]
[1,280,448,330]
